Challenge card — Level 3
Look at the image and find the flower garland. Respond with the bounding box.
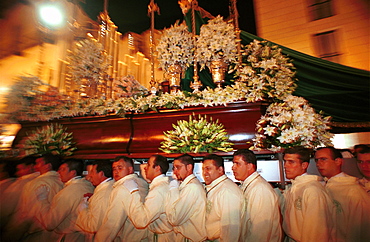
[21,123,76,156]
[156,22,194,71]
[196,16,237,70]
[232,39,297,102]
[252,95,333,151]
[4,78,264,122]
[160,114,234,153]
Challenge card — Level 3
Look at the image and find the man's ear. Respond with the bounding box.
[217,166,224,174]
[334,158,343,167]
[301,162,309,170]
[130,166,135,174]
[186,164,193,173]
[247,163,254,171]
[155,165,162,173]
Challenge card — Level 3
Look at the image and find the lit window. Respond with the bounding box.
[308,0,334,21]
[313,30,341,62]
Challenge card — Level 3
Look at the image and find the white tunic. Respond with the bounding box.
[36,177,95,241]
[282,174,334,242]
[326,173,370,241]
[128,175,175,242]
[0,177,16,196]
[76,178,114,235]
[240,172,282,242]
[95,174,149,242]
[205,174,245,242]
[4,171,63,241]
[0,172,39,229]
[166,174,207,242]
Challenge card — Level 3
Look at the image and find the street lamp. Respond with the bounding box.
[35,0,66,79]
[37,1,65,30]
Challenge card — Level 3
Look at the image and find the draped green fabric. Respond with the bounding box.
[240,31,370,124]
[181,11,370,124]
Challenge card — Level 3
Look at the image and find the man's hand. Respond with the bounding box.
[78,196,89,212]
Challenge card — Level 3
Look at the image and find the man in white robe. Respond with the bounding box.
[124,155,175,242]
[35,158,95,241]
[315,147,370,241]
[95,156,148,242]
[4,154,64,241]
[165,154,207,242]
[282,146,334,242]
[76,161,114,239]
[202,154,245,242]
[0,156,39,231]
[356,146,370,193]
[232,149,282,242]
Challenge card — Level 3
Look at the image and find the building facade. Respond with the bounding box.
[253,0,369,71]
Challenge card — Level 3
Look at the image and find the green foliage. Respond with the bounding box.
[160,114,234,153]
[23,123,76,157]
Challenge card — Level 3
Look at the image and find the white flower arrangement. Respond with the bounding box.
[156,22,194,71]
[112,75,149,99]
[160,114,234,153]
[196,16,237,70]
[67,38,111,86]
[21,123,76,156]
[252,95,333,151]
[234,39,297,101]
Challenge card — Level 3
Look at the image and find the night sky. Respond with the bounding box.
[80,0,256,35]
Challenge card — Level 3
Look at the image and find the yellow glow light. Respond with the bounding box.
[38,2,65,29]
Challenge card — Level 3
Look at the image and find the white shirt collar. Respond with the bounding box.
[101,177,113,184]
[151,174,165,183]
[65,176,82,186]
[332,172,346,178]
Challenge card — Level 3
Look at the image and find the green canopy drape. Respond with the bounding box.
[181,11,370,127]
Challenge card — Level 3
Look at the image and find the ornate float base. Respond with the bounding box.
[13,101,269,159]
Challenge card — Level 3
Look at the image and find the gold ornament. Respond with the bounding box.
[210,59,226,88]
[166,64,182,92]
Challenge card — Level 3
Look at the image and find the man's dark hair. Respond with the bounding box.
[41,154,62,171]
[175,154,195,167]
[0,159,13,178]
[283,146,313,163]
[355,145,370,155]
[96,160,113,178]
[203,154,224,169]
[233,149,257,166]
[18,155,37,166]
[63,158,84,176]
[152,155,169,174]
[358,146,370,154]
[114,156,134,168]
[316,147,343,159]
